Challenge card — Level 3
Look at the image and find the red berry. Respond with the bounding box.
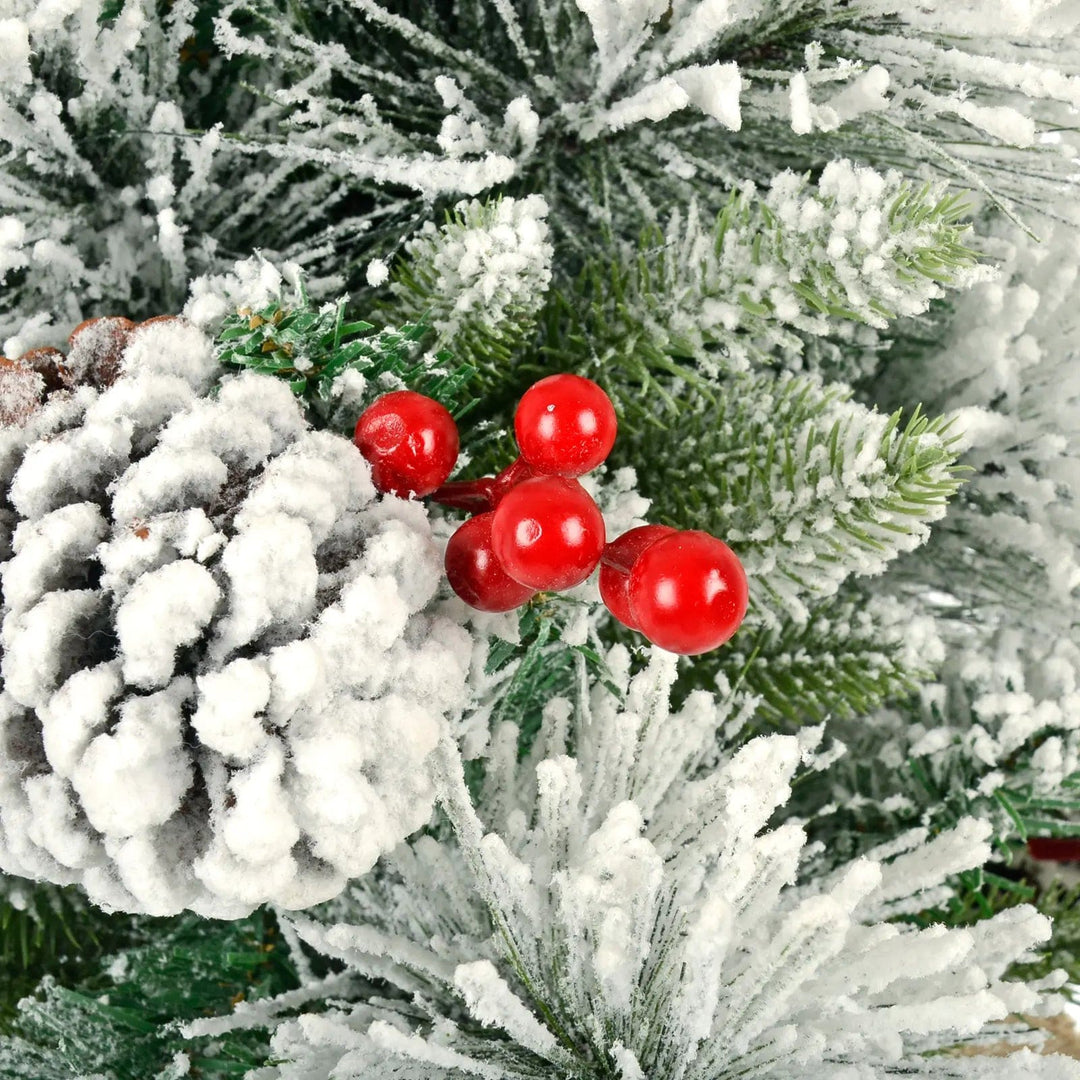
[491,476,606,591]
[514,374,617,477]
[599,524,678,630]
[628,531,748,655]
[1027,837,1080,862]
[445,513,536,612]
[354,390,459,498]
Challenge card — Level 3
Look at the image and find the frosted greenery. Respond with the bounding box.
[546,165,985,383]
[389,194,554,376]
[189,652,1075,1080]
[0,0,1079,1077]
[620,371,964,625]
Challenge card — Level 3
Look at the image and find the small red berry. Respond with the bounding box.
[628,531,748,655]
[1027,837,1080,862]
[599,524,678,630]
[354,390,459,498]
[445,513,536,612]
[491,476,606,591]
[514,373,617,477]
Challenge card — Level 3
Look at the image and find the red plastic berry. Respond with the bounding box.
[354,390,459,498]
[491,476,606,591]
[1027,837,1080,862]
[599,524,678,630]
[514,374,617,477]
[628,531,748,655]
[445,513,536,612]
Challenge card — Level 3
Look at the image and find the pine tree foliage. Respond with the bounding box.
[0,875,124,1028]
[620,369,964,625]
[0,907,298,1079]
[821,632,1080,856]
[903,223,1080,645]
[211,0,1080,259]
[1016,880,1080,994]
[0,0,270,347]
[5,0,1078,346]
[544,163,984,384]
[1,0,1079,1072]
[819,217,1080,876]
[723,590,935,731]
[190,651,1080,1080]
[214,278,479,438]
[388,194,553,382]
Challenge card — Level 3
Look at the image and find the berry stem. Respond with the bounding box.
[429,477,497,512]
[430,456,537,513]
[491,456,536,500]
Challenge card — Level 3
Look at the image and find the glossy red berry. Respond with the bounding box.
[354,390,459,498]
[491,476,606,591]
[445,513,536,612]
[628,531,748,655]
[599,524,678,630]
[514,374,617,477]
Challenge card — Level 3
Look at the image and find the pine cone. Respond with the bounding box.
[0,317,137,429]
[0,317,472,917]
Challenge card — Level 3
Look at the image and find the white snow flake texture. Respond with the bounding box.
[200,650,1080,1080]
[0,320,472,917]
[394,194,553,344]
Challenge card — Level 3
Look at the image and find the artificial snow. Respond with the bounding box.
[394,194,553,347]
[228,646,1080,1080]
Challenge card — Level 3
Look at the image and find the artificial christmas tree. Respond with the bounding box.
[1,1,1079,1078]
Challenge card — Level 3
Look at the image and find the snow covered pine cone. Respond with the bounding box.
[0,317,472,918]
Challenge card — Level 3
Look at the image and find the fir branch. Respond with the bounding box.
[215,287,477,429]
[724,592,927,730]
[543,163,983,396]
[478,601,618,766]
[0,879,124,1031]
[906,868,1080,996]
[193,649,1062,1080]
[0,909,299,1079]
[620,371,966,625]
[1013,878,1080,992]
[384,194,553,392]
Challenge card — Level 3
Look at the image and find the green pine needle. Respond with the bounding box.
[618,372,965,626]
[541,174,982,415]
[216,292,477,428]
[0,907,299,1079]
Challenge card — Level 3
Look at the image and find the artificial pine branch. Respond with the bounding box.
[215,288,477,428]
[0,909,299,1080]
[543,164,983,389]
[0,878,124,1031]
[618,370,965,625]
[725,591,926,730]
[1,0,1078,1073]
[385,195,553,391]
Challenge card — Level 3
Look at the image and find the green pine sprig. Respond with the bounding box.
[216,291,476,424]
[0,880,129,1031]
[541,177,981,416]
[617,372,967,627]
[385,196,552,394]
[0,908,299,1080]
[731,594,924,731]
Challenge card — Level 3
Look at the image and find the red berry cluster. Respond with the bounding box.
[353,374,748,655]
